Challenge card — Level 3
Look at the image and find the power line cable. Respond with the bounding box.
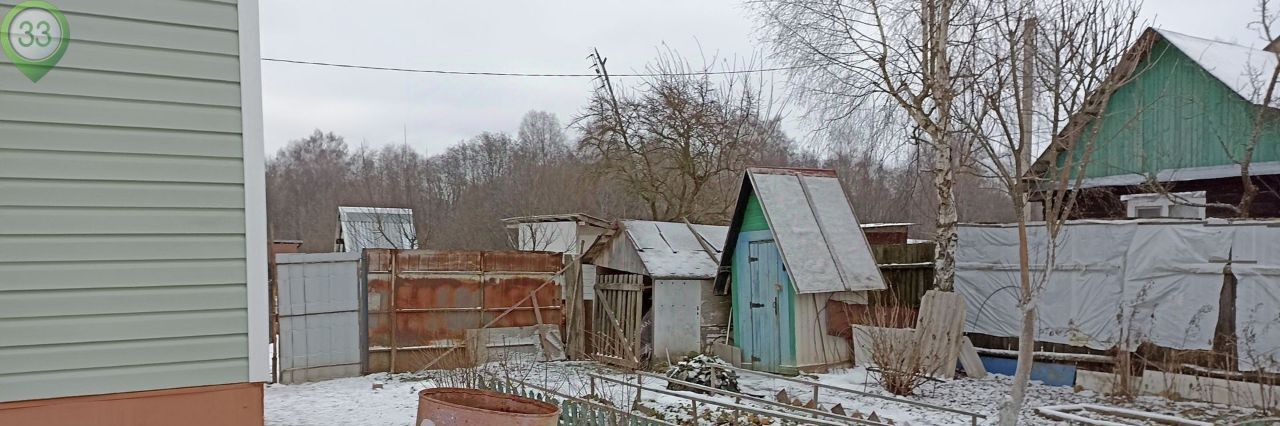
[261,57,813,77]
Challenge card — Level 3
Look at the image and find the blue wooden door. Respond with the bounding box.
[748,240,784,372]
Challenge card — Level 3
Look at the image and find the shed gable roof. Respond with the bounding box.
[623,220,727,279]
[716,168,886,294]
[336,206,418,253]
[583,219,728,279]
[1030,28,1280,186]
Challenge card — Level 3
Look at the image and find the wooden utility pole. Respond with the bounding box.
[1019,17,1038,220]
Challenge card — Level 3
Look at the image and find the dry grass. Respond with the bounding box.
[862,296,932,396]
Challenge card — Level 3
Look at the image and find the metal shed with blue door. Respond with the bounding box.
[714,168,887,374]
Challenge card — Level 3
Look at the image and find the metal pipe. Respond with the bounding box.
[589,373,847,426]
[505,377,678,426]
[711,364,985,422]
[388,250,399,373]
[386,306,565,313]
[632,371,886,426]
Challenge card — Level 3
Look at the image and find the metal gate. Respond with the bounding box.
[592,274,644,367]
[275,252,363,384]
[364,249,563,373]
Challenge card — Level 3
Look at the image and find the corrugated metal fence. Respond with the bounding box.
[275,252,364,384]
[364,249,563,373]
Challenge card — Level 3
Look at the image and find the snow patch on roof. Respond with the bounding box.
[861,223,914,229]
[337,206,417,253]
[1157,29,1279,106]
[621,220,727,279]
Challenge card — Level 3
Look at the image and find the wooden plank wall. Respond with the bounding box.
[591,274,644,368]
[871,243,936,308]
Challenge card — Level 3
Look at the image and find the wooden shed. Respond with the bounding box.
[713,167,887,374]
[582,220,729,366]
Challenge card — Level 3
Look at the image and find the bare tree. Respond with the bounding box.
[517,110,570,164]
[576,49,792,223]
[266,130,352,252]
[754,0,991,291]
[962,0,1139,422]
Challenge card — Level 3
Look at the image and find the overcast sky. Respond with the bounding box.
[259,0,1266,155]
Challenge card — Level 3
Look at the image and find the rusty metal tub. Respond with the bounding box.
[415,387,560,426]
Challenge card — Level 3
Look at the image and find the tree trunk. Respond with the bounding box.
[998,209,1037,425]
[933,141,958,291]
[1000,303,1037,424]
[1240,165,1258,218]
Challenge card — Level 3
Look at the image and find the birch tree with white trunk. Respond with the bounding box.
[754,0,989,291]
[757,0,1138,422]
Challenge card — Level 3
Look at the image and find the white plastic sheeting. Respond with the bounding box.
[1120,225,1231,351]
[1232,225,1280,372]
[957,223,1135,350]
[954,220,1280,351]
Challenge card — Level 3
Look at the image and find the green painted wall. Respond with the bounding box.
[740,193,769,232]
[0,0,250,403]
[1061,38,1280,179]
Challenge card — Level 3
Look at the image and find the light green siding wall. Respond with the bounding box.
[0,0,251,402]
[1063,38,1280,179]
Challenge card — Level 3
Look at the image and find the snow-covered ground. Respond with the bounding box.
[265,360,1262,425]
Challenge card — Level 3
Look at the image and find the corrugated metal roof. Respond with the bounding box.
[621,220,727,279]
[1157,29,1279,106]
[336,206,418,253]
[747,169,886,294]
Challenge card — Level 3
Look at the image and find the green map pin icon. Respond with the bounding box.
[2,1,70,82]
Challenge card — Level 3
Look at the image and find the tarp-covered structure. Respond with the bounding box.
[335,207,418,253]
[716,167,886,373]
[956,219,1280,372]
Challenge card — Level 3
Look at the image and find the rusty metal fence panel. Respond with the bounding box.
[364,249,563,372]
[276,252,363,384]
